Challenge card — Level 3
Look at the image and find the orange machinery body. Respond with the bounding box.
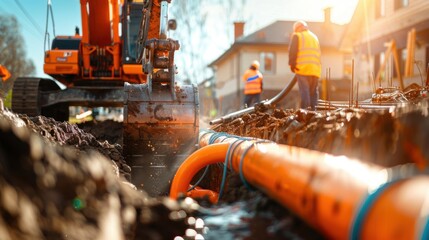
[0,65,11,82]
[43,0,154,86]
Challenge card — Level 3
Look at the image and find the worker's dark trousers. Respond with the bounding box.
[244,93,260,108]
[296,75,319,110]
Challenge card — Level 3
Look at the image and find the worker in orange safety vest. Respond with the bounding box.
[289,20,321,110]
[242,60,263,108]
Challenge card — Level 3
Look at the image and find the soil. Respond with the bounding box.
[0,110,199,240]
[1,97,429,240]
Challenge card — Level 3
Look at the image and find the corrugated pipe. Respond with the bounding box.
[170,130,429,240]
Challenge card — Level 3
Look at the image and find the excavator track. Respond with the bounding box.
[12,78,42,116]
[12,77,68,121]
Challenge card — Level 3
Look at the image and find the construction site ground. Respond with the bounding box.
[1,97,429,239]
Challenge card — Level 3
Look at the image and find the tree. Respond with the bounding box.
[0,15,35,99]
[169,0,247,85]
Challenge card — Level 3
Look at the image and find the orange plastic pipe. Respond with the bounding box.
[187,186,219,204]
[189,130,429,240]
[170,143,228,200]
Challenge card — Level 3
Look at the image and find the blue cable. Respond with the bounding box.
[208,132,228,144]
[238,140,272,191]
[199,130,215,147]
[187,165,210,191]
[217,138,245,202]
[350,164,427,240]
[349,180,399,240]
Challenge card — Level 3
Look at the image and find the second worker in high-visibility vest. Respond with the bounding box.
[242,60,263,108]
[288,20,321,110]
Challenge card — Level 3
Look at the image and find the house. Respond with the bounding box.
[340,0,429,94]
[197,76,218,118]
[208,8,348,115]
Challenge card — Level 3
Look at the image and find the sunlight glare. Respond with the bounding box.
[323,0,359,24]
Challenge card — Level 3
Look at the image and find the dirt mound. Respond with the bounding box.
[20,115,130,181]
[212,101,429,167]
[77,120,123,146]
[0,109,199,240]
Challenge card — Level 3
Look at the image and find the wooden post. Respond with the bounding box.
[405,28,416,77]
[374,40,404,90]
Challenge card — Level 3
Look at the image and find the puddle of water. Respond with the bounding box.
[195,199,326,240]
[199,202,253,239]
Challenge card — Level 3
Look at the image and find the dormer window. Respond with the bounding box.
[375,0,386,19]
[394,0,409,10]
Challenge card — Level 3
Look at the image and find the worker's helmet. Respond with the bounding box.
[251,60,260,70]
[293,20,308,32]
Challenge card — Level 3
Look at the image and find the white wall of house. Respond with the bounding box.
[215,53,239,99]
[214,45,347,99]
[266,50,295,90]
[321,48,345,80]
[239,48,298,92]
[353,54,374,86]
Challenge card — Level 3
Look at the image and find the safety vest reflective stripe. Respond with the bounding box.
[294,30,321,78]
[247,74,260,82]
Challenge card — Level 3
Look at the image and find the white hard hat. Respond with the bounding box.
[293,20,308,32]
[251,60,260,69]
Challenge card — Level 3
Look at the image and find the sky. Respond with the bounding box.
[1,0,358,78]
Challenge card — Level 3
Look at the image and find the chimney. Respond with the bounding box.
[234,22,245,41]
[324,7,331,24]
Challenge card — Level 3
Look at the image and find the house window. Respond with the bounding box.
[374,52,385,80]
[394,0,409,10]
[343,54,353,78]
[375,0,386,19]
[259,52,275,73]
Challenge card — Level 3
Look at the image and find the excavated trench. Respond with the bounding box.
[1,97,429,239]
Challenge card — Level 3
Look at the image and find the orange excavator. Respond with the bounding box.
[11,0,199,196]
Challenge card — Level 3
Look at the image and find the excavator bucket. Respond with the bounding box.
[123,82,199,196]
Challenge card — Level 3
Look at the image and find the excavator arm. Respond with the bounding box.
[123,0,200,196]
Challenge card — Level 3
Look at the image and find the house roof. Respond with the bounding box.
[209,20,346,67]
